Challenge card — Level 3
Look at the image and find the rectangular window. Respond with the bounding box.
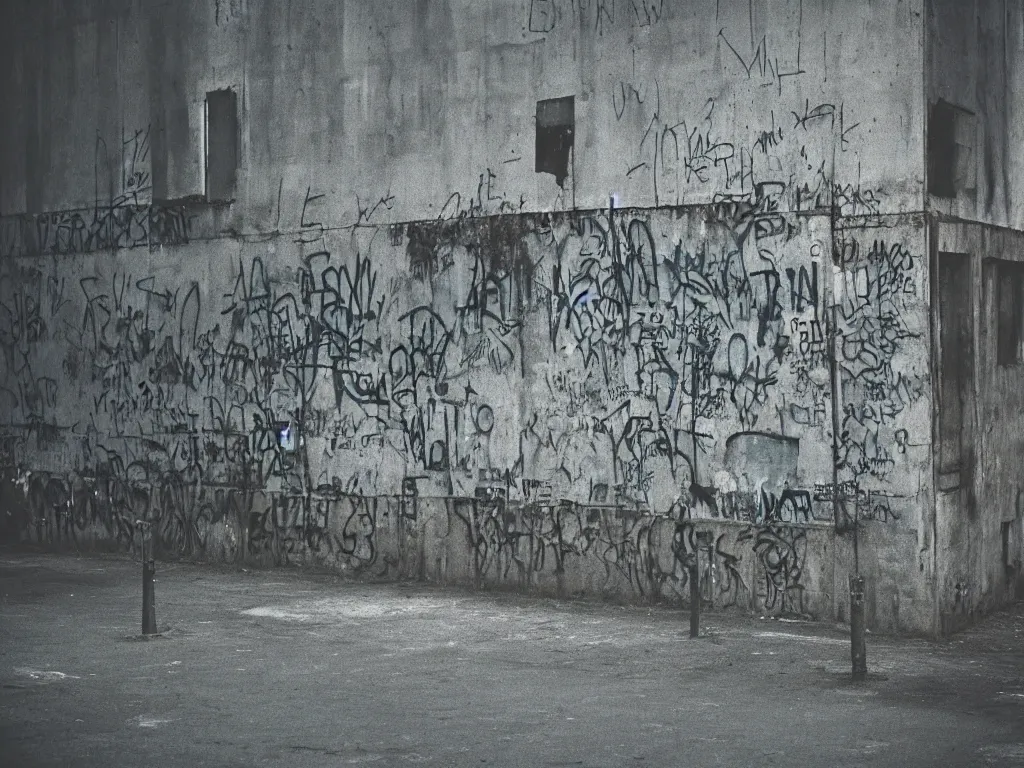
[536,96,574,188]
[205,89,238,202]
[928,100,957,198]
[995,260,1024,366]
[938,252,971,474]
[928,99,976,199]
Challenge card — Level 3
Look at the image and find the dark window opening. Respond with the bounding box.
[995,260,1024,366]
[938,252,971,475]
[536,96,574,188]
[928,100,976,200]
[928,100,957,198]
[205,89,238,202]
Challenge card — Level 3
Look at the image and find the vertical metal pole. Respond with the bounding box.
[139,521,157,636]
[850,575,866,681]
[704,541,716,606]
[850,489,866,681]
[689,562,700,638]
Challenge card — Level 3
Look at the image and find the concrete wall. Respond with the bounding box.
[1,0,926,222]
[932,221,1024,633]
[0,206,933,628]
[0,0,938,632]
[925,0,1024,631]
[927,0,1024,228]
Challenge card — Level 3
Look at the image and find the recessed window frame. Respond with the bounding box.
[928,99,976,200]
[204,88,239,203]
[535,95,575,189]
[988,258,1024,367]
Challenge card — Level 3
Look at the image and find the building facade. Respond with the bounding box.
[0,0,1020,635]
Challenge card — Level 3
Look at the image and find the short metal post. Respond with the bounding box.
[850,575,866,681]
[139,521,157,636]
[689,562,700,638]
[689,531,714,638]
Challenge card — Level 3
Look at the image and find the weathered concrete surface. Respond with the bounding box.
[2,548,1023,767]
[0,0,925,220]
[928,0,1024,230]
[0,0,1020,639]
[931,221,1024,634]
[0,203,936,633]
[926,0,1024,632]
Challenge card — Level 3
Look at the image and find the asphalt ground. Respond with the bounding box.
[1,548,1022,767]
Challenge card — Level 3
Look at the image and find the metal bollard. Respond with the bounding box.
[689,531,713,638]
[689,562,700,638]
[850,575,866,681]
[137,520,157,636]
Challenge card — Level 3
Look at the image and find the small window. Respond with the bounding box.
[928,99,976,200]
[536,96,574,188]
[205,89,238,202]
[995,260,1024,366]
[928,100,957,198]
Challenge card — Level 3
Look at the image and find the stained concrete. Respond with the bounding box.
[0,0,1020,640]
[1,547,1023,767]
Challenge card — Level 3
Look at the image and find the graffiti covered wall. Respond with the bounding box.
[0,202,931,625]
[0,0,936,631]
